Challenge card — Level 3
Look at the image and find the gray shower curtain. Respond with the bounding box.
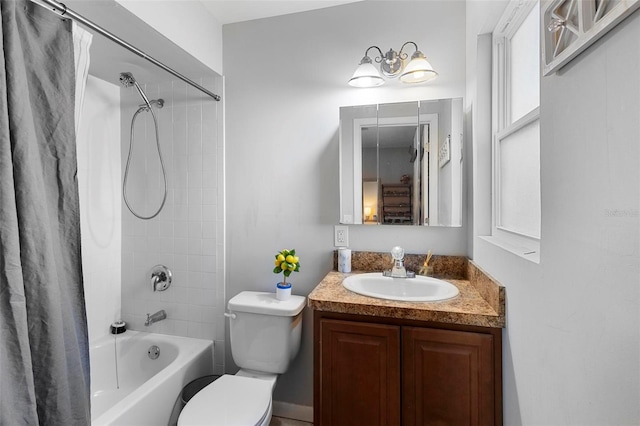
[0,0,91,424]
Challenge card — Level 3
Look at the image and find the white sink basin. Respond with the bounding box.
[342,273,459,302]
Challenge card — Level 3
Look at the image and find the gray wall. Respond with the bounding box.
[379,147,414,183]
[223,1,466,408]
[468,4,640,424]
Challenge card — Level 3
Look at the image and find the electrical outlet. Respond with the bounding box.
[334,225,349,247]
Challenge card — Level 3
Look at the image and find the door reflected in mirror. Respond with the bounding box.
[339,98,463,227]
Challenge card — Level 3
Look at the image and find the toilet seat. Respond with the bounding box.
[178,375,272,426]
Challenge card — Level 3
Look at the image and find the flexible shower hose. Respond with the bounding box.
[122,105,167,220]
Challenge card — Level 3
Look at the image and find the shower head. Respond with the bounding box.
[119,72,152,109]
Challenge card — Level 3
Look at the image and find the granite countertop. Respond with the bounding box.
[308,253,505,328]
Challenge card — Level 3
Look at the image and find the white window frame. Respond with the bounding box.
[490,0,541,262]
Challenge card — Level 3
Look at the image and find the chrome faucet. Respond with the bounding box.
[383,246,416,278]
[145,309,167,326]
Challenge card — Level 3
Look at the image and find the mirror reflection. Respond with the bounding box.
[340,98,463,226]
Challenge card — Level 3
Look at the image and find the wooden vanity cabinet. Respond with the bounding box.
[319,319,401,425]
[402,326,496,425]
[314,312,502,426]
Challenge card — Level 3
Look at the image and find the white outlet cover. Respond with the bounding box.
[334,225,349,247]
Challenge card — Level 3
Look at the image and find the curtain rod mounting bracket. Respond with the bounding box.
[56,2,67,16]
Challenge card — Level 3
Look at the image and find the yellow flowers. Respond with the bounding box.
[273,248,300,285]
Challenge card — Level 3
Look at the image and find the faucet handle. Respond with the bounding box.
[150,265,172,292]
[391,246,405,260]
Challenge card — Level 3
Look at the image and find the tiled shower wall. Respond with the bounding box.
[120,77,225,374]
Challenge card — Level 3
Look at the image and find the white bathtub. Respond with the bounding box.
[90,330,213,426]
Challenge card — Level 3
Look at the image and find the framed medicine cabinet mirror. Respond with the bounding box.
[339,98,463,226]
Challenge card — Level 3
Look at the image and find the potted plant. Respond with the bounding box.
[273,249,300,300]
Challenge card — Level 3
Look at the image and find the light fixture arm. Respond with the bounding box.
[399,41,419,59]
[360,42,419,66]
[361,46,383,62]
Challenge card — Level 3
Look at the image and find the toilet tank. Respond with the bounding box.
[228,291,306,374]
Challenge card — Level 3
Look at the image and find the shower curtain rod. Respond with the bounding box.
[32,0,221,102]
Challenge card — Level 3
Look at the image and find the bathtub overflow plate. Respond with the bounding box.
[148,345,160,360]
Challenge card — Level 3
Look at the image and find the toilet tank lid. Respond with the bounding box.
[228,291,306,316]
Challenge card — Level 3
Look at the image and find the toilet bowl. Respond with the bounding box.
[177,374,274,426]
[177,291,306,426]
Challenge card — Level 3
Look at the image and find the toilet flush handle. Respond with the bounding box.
[224,312,236,320]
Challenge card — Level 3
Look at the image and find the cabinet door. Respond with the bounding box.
[319,319,401,426]
[402,327,494,426]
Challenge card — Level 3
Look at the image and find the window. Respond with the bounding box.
[491,0,541,258]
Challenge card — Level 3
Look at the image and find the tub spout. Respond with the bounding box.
[145,310,167,326]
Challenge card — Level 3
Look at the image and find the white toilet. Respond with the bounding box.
[178,291,306,426]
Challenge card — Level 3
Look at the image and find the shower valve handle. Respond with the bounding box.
[150,265,172,292]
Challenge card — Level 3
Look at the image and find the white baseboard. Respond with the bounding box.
[272,401,313,423]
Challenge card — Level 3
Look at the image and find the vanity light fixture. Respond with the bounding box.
[348,41,438,88]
